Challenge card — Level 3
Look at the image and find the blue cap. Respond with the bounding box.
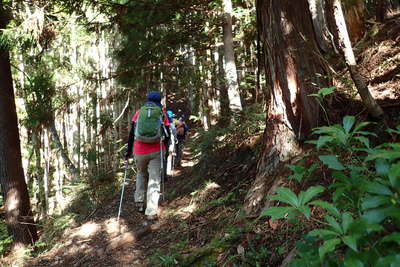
[147,91,162,103]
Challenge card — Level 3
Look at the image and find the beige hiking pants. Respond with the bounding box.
[134,151,161,216]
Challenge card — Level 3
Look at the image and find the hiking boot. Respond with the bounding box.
[135,202,144,213]
[146,214,158,225]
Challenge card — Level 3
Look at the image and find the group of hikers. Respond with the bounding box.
[124,91,188,223]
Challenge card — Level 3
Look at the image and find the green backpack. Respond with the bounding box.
[135,103,163,143]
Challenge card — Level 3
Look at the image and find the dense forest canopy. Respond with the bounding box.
[0,0,399,265]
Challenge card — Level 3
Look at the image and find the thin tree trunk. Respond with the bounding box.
[47,118,80,181]
[222,0,243,114]
[333,0,384,118]
[217,46,230,127]
[308,0,332,52]
[32,130,46,217]
[0,1,38,246]
[376,0,388,22]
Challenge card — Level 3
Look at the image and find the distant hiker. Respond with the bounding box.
[125,91,170,222]
[174,116,189,167]
[166,110,177,177]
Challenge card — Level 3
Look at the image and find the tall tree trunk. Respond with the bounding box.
[222,0,243,115]
[244,0,329,215]
[217,46,231,127]
[376,0,388,22]
[47,118,80,181]
[332,0,384,118]
[0,1,38,247]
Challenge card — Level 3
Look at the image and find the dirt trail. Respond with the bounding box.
[27,146,195,267]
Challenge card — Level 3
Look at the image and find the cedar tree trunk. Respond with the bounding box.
[0,0,38,247]
[244,0,329,215]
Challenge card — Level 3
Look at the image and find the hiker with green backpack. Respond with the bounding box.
[125,91,170,223]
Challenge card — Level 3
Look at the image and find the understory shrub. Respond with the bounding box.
[262,116,400,266]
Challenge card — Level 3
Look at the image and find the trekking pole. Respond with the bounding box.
[117,159,129,221]
[160,139,165,202]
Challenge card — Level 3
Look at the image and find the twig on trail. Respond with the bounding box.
[85,208,99,220]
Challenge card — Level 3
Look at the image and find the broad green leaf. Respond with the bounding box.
[319,238,341,260]
[316,136,334,150]
[312,126,342,136]
[319,86,336,97]
[342,235,357,251]
[310,200,341,218]
[298,205,311,218]
[352,121,371,133]
[260,206,294,220]
[381,232,400,245]
[387,125,400,135]
[366,151,400,161]
[298,186,325,205]
[343,116,355,134]
[362,208,387,224]
[332,187,346,202]
[308,229,338,238]
[270,187,299,207]
[308,162,318,173]
[325,215,343,234]
[344,255,364,267]
[287,164,306,182]
[319,155,345,170]
[375,159,390,175]
[341,212,354,233]
[362,206,400,224]
[332,170,348,180]
[356,131,377,137]
[354,136,370,148]
[376,255,400,267]
[348,218,383,235]
[362,196,389,210]
[364,182,392,196]
[388,163,400,188]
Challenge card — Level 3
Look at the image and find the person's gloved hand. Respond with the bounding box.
[124,151,131,160]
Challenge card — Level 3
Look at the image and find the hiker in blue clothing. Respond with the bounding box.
[165,110,177,178]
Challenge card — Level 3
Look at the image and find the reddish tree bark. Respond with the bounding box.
[0,1,38,248]
[244,0,329,215]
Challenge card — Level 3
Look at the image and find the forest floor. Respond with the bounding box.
[25,136,260,267]
[15,12,400,267]
[25,145,200,266]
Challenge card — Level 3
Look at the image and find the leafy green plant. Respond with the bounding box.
[262,118,400,266]
[261,186,325,220]
[308,115,375,152]
[0,219,13,256]
[308,86,336,124]
[287,161,318,183]
[158,254,179,266]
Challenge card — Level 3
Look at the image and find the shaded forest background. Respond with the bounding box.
[0,0,399,266]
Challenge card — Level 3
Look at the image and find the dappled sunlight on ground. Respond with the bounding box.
[70,222,100,239]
